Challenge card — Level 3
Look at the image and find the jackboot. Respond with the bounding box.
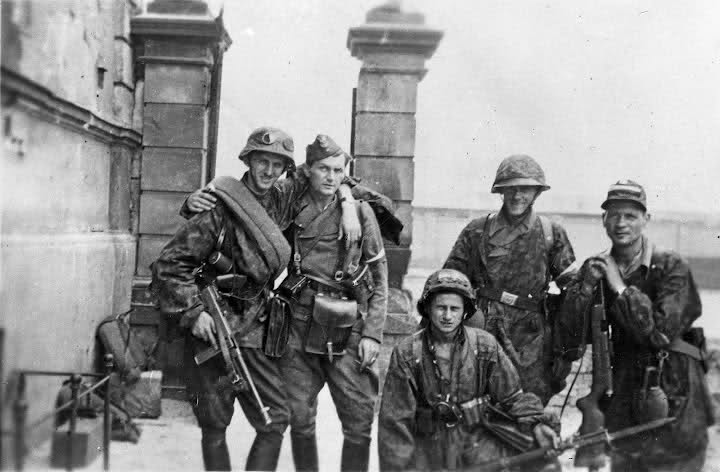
[290,431,318,472]
[201,427,231,471]
[245,431,284,471]
[340,438,370,472]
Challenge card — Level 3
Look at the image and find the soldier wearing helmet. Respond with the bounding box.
[379,269,559,471]
[444,155,578,406]
[559,180,712,472]
[153,127,393,471]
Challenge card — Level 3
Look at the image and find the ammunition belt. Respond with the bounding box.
[476,286,541,312]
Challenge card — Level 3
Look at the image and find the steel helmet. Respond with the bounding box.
[491,155,550,193]
[238,127,296,172]
[417,269,476,319]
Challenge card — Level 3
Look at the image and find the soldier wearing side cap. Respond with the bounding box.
[152,128,375,471]
[379,269,559,471]
[278,135,388,472]
[558,180,713,472]
[443,155,578,406]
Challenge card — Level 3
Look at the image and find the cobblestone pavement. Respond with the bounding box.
[21,388,720,471]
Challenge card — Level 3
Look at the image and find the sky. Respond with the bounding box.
[212,0,720,217]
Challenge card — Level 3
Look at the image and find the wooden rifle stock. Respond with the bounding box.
[196,285,272,425]
[471,417,675,472]
[574,279,613,470]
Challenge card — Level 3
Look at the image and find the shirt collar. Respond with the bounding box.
[604,235,654,279]
[491,208,536,234]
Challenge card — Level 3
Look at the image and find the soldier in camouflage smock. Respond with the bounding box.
[559,180,713,472]
[154,128,386,471]
[443,155,578,405]
[379,269,558,471]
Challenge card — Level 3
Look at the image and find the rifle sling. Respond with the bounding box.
[668,337,703,361]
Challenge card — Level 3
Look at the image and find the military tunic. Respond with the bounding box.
[444,210,576,404]
[280,193,388,444]
[379,326,552,471]
[560,237,713,471]
[152,174,304,435]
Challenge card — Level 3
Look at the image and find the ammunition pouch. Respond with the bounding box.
[305,292,358,361]
[264,295,292,358]
[416,407,436,436]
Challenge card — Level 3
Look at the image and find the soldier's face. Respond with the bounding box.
[603,202,648,248]
[248,152,286,193]
[309,154,345,197]
[428,292,465,336]
[501,186,539,216]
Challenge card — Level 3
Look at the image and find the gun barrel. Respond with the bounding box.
[201,285,273,426]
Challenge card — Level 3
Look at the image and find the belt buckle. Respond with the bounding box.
[500,291,519,306]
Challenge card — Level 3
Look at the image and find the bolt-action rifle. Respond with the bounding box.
[574,278,613,470]
[471,416,675,472]
[193,279,272,425]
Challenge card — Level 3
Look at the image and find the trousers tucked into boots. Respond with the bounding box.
[291,431,319,472]
[246,431,284,471]
[340,438,370,472]
[201,427,231,471]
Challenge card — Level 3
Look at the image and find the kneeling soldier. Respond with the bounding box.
[379,269,559,471]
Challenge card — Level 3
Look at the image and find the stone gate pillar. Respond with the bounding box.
[347,3,442,381]
[130,0,230,395]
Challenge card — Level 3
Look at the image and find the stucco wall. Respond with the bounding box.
[1,0,140,453]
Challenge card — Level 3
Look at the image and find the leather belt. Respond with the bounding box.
[476,286,541,312]
[304,274,350,297]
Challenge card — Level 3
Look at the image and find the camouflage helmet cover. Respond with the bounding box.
[491,154,550,193]
[417,268,476,319]
[238,127,296,172]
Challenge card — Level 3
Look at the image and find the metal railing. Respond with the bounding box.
[6,353,114,471]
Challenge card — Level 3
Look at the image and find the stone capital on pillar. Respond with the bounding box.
[347,3,442,385]
[347,2,443,81]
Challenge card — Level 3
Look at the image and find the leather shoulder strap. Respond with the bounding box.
[538,215,554,254]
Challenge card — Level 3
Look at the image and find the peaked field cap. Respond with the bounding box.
[306,134,352,166]
[601,179,647,211]
[238,127,295,169]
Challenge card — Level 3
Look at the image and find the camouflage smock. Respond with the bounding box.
[560,237,713,468]
[443,210,576,404]
[379,326,552,471]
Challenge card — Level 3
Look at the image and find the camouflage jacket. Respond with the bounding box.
[559,238,713,464]
[157,171,390,347]
[443,210,576,403]
[379,326,552,471]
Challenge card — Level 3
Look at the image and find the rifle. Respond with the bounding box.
[194,283,272,425]
[575,278,613,470]
[471,416,675,472]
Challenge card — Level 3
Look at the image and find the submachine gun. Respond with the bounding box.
[574,279,613,470]
[193,268,272,426]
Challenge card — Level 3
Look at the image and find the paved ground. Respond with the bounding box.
[21,390,720,471]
